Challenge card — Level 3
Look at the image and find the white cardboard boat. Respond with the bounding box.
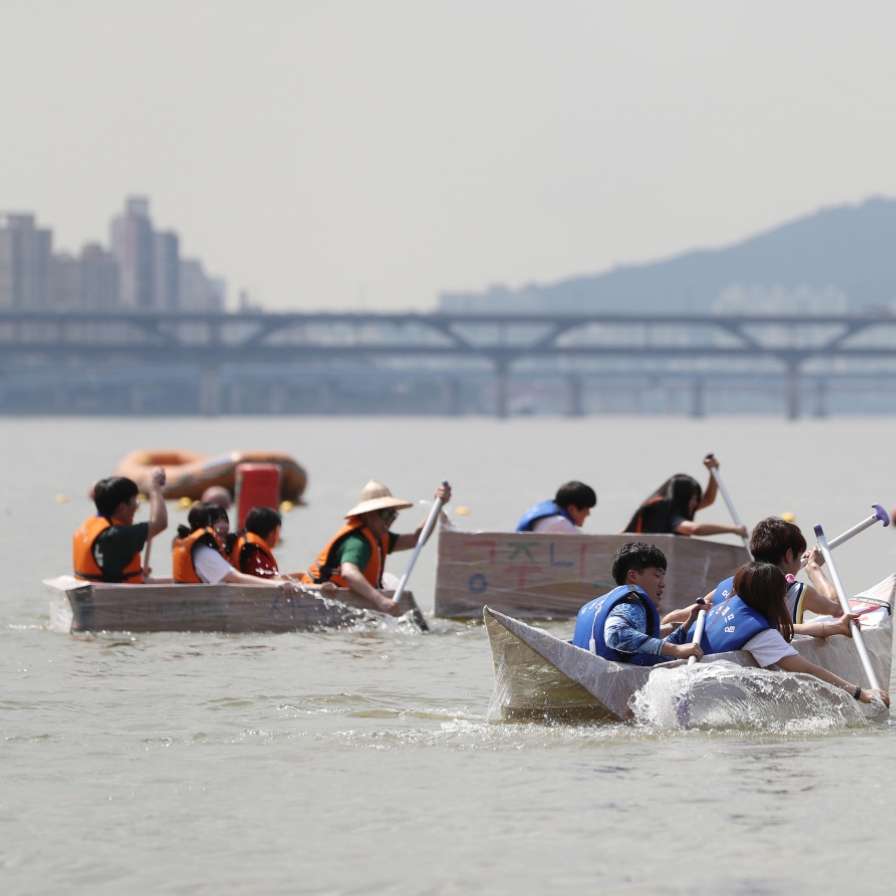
[484,575,895,724]
[435,526,746,618]
[43,576,424,634]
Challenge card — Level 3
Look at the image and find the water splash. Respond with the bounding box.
[631,661,875,733]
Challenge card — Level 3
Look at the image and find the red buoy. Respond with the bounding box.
[235,463,281,529]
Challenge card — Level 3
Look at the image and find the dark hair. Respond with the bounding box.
[624,474,702,534]
[94,477,139,518]
[555,481,597,511]
[750,517,807,566]
[611,542,667,585]
[177,502,229,539]
[732,562,793,642]
[245,506,282,539]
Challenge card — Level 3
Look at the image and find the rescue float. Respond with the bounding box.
[113,449,307,502]
[43,576,424,634]
[483,575,894,726]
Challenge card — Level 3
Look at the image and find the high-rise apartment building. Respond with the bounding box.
[0,213,53,309]
[79,244,120,309]
[153,231,180,311]
[110,198,154,310]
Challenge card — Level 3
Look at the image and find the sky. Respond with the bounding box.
[2,0,896,312]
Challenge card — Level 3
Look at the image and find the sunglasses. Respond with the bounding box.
[379,509,399,521]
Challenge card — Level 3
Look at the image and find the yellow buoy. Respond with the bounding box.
[280,500,295,513]
[781,512,795,523]
[178,496,193,509]
[137,493,149,503]
[55,493,69,503]
[455,506,470,516]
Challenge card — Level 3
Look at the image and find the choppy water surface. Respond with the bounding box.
[3,416,896,894]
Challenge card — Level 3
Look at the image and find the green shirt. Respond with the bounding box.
[336,530,399,575]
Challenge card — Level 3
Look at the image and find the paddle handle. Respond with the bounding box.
[391,481,448,606]
[708,464,752,557]
[687,608,706,666]
[143,538,152,577]
[800,505,889,567]
[814,523,882,691]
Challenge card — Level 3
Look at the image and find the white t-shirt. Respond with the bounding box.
[742,629,798,667]
[532,515,580,534]
[193,543,236,584]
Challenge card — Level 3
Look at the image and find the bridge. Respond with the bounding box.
[2,309,896,417]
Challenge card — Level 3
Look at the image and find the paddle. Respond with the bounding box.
[391,480,450,632]
[687,606,707,666]
[814,519,885,695]
[800,504,890,566]
[706,455,752,558]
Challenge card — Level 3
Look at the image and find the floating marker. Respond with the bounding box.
[178,496,192,509]
[455,506,470,516]
[781,512,795,523]
[55,493,69,503]
[280,500,295,513]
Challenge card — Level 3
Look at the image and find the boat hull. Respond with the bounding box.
[44,576,422,634]
[435,527,746,618]
[484,574,895,722]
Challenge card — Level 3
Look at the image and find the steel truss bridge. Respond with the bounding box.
[3,309,896,417]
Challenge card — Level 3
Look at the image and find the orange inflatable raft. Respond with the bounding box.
[114,449,307,502]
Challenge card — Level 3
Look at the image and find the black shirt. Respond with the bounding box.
[93,522,149,582]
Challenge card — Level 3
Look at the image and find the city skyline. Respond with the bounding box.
[3,2,896,312]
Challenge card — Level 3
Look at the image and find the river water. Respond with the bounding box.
[3,415,896,894]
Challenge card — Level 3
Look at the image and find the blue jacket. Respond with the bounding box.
[685,592,771,654]
[572,584,667,666]
[515,500,574,532]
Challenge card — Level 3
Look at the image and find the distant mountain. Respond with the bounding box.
[439,197,896,314]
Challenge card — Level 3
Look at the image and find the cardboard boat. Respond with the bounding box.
[43,576,423,634]
[483,575,895,724]
[113,449,307,502]
[434,526,747,618]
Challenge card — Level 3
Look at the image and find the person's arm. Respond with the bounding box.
[793,613,859,639]
[147,466,168,539]
[801,547,842,615]
[675,520,748,538]
[775,653,888,706]
[220,568,282,586]
[697,455,719,511]
[659,600,705,636]
[662,591,714,627]
[339,562,402,616]
[393,483,452,551]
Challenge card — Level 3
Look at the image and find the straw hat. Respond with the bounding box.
[345,480,413,518]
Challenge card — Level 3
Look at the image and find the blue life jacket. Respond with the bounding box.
[686,593,771,654]
[571,584,667,666]
[515,500,574,532]
[712,573,805,623]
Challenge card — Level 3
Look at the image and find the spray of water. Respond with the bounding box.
[631,661,879,733]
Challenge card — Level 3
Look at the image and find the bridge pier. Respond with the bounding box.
[786,363,800,420]
[814,378,828,418]
[268,382,286,415]
[130,384,145,415]
[199,365,221,417]
[494,359,509,418]
[690,379,705,418]
[444,379,462,415]
[567,375,584,417]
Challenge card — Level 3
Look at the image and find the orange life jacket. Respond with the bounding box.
[302,518,389,588]
[172,527,225,583]
[73,515,144,584]
[230,531,279,576]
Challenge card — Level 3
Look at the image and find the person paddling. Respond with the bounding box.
[686,562,888,706]
[74,468,168,584]
[516,481,597,533]
[302,480,451,616]
[623,455,747,539]
[571,543,705,664]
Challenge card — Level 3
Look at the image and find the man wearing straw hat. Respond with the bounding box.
[303,480,451,615]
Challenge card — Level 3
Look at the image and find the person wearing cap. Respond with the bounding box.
[302,480,451,616]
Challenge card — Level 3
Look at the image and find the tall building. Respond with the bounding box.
[0,213,53,309]
[79,244,120,309]
[51,252,80,308]
[153,231,180,311]
[110,198,154,310]
[180,258,226,312]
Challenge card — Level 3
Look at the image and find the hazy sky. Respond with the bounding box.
[3,1,896,311]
